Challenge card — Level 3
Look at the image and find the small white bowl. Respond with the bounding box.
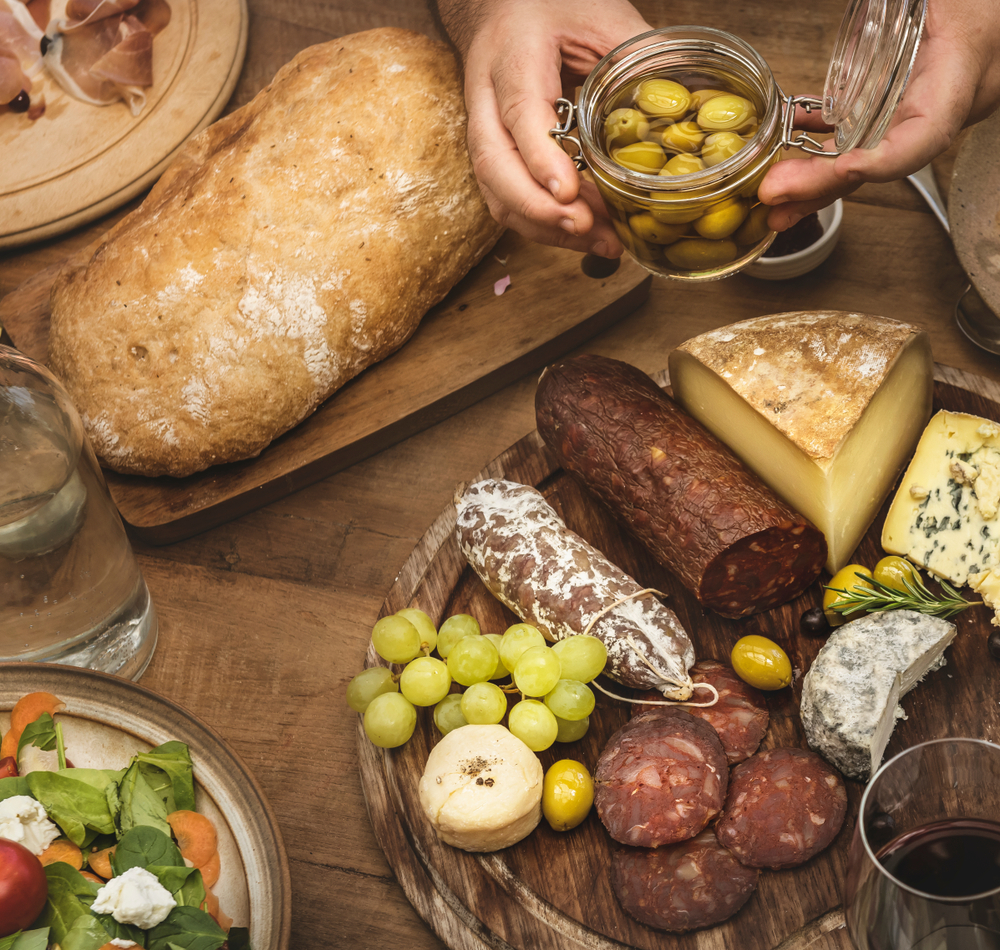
[743,199,844,280]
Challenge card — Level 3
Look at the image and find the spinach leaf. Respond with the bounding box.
[34,863,101,943]
[0,775,31,801]
[117,760,171,838]
[89,911,145,946]
[138,742,195,813]
[58,768,115,795]
[144,906,227,950]
[0,930,51,950]
[138,763,176,817]
[17,713,57,758]
[226,927,253,950]
[26,771,115,845]
[112,825,184,874]
[148,865,205,907]
[59,916,115,950]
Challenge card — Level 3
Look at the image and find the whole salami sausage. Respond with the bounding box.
[611,830,760,932]
[456,478,695,699]
[595,708,728,847]
[534,354,827,618]
[715,747,847,869]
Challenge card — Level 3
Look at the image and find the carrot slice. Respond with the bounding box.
[166,810,218,868]
[201,886,233,932]
[200,849,221,888]
[2,691,66,759]
[81,870,105,884]
[38,840,83,869]
[88,844,115,878]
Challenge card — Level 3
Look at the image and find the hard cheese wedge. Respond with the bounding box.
[882,409,1000,624]
[668,311,932,574]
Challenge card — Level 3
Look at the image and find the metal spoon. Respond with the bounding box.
[906,165,1000,355]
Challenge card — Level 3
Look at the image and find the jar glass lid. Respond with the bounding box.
[823,0,927,153]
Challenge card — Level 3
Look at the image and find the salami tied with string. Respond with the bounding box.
[456,478,695,699]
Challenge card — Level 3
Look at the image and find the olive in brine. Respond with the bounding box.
[733,202,772,245]
[697,93,756,132]
[664,237,738,270]
[693,196,749,240]
[628,213,687,245]
[661,153,706,176]
[612,141,666,173]
[604,108,650,150]
[634,78,691,120]
[648,195,705,224]
[701,131,746,167]
[688,87,728,111]
[659,120,705,153]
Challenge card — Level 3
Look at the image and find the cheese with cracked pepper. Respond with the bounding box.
[882,409,1000,624]
[799,610,955,781]
[668,311,933,574]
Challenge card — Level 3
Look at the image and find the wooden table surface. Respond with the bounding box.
[1,1,998,947]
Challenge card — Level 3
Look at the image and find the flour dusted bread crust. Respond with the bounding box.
[47,29,502,477]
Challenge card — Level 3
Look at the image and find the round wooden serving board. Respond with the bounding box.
[357,364,1000,950]
[0,0,248,248]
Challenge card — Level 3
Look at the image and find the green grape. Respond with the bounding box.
[346,667,398,713]
[447,635,499,686]
[437,614,481,658]
[396,608,437,654]
[363,692,417,748]
[484,634,511,680]
[460,682,508,724]
[499,623,546,671]
[433,693,467,735]
[508,699,558,752]
[513,645,561,697]
[544,680,595,721]
[371,615,422,664]
[555,714,590,743]
[551,635,607,683]
[399,656,451,706]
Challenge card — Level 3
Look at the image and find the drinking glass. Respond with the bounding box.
[844,738,1000,950]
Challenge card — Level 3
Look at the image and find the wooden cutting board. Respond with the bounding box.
[0,0,248,248]
[357,364,1000,950]
[0,232,651,543]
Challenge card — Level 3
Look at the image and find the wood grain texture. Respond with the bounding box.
[358,367,1000,950]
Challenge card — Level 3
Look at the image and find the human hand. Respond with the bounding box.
[437,0,652,257]
[759,0,1000,230]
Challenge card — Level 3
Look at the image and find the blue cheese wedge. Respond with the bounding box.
[800,610,955,781]
[881,410,1000,623]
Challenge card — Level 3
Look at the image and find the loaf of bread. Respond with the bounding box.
[47,28,502,477]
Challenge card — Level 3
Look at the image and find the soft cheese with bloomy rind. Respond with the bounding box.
[882,409,1000,625]
[418,724,543,852]
[47,29,503,477]
[668,311,933,574]
[800,610,955,781]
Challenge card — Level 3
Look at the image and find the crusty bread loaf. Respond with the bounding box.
[47,28,502,477]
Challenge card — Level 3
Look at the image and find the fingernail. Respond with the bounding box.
[560,218,577,234]
[548,179,561,198]
[589,241,609,257]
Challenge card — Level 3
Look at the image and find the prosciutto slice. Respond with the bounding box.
[0,0,44,105]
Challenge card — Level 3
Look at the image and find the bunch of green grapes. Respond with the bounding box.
[346,610,608,753]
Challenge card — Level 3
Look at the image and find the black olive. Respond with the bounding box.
[800,606,829,637]
[8,90,30,113]
[989,630,1000,660]
[40,35,51,56]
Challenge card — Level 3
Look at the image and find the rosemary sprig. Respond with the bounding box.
[824,572,979,620]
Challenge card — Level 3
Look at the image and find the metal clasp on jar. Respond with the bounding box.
[780,94,835,156]
[549,97,586,170]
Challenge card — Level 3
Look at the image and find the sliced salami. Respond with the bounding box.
[685,660,769,764]
[715,746,847,869]
[611,829,760,932]
[595,708,728,848]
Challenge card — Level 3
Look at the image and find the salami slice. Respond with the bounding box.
[595,708,728,847]
[685,660,769,764]
[715,746,847,869]
[534,354,827,618]
[611,830,760,932]
[456,479,695,699]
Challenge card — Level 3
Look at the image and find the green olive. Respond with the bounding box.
[823,564,874,626]
[873,556,920,593]
[693,196,749,240]
[740,118,760,138]
[697,93,756,132]
[658,120,705,153]
[604,108,650,150]
[628,213,687,245]
[701,131,746,167]
[647,194,705,224]
[731,635,792,690]
[634,78,691,119]
[612,141,666,173]
[664,237,739,270]
[660,153,706,176]
[733,202,772,246]
[612,219,659,260]
[688,87,728,111]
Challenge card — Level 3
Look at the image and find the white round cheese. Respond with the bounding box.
[418,724,543,852]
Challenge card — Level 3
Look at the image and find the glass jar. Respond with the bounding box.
[553,0,927,281]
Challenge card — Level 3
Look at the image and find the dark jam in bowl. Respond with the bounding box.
[762,211,824,257]
[876,818,1000,898]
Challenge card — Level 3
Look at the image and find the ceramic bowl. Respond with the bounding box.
[743,199,843,280]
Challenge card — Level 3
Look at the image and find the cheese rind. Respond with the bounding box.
[799,610,955,781]
[669,311,932,574]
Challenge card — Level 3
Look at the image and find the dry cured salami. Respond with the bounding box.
[534,354,827,618]
[715,746,847,869]
[595,708,728,847]
[456,478,695,699]
[683,660,769,764]
[611,830,760,932]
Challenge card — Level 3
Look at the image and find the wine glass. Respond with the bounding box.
[844,737,1000,950]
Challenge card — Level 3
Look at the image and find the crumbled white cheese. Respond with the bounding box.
[91,866,176,928]
[0,795,61,855]
[110,941,137,948]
